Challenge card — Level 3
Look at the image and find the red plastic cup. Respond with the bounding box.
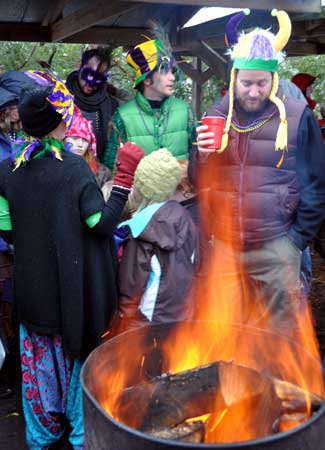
[201,116,225,150]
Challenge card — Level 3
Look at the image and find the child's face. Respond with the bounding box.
[65,136,89,157]
[7,105,19,124]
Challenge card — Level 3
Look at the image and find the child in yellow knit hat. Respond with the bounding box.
[113,149,197,332]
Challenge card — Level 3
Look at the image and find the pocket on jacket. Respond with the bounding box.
[277,185,299,219]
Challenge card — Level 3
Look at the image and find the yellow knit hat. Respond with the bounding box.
[134,149,181,202]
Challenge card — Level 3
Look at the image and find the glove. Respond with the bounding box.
[113,142,144,189]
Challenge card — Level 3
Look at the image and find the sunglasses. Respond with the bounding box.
[80,67,109,87]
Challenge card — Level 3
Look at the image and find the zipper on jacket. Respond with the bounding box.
[237,133,249,245]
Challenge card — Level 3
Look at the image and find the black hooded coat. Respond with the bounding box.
[0,152,123,359]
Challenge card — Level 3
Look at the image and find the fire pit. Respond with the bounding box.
[81,321,325,450]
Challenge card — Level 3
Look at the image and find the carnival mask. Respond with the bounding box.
[79,67,109,88]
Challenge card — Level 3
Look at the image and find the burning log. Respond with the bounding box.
[117,360,281,437]
[277,413,308,432]
[270,376,324,413]
[149,420,205,443]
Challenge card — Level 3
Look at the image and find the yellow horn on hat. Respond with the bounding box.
[271,9,292,53]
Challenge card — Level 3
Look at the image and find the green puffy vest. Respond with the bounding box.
[118,92,190,160]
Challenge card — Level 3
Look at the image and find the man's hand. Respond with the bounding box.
[196,125,216,154]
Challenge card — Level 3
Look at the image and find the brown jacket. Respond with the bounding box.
[118,201,197,327]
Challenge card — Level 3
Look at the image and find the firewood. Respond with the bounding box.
[117,361,219,430]
[277,412,308,432]
[149,420,205,443]
[140,362,221,432]
[270,376,324,413]
[117,360,281,435]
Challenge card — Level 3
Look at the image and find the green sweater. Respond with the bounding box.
[103,92,196,172]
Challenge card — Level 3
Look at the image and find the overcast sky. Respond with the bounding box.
[183,7,242,28]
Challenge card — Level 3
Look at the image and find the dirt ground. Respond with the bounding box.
[1,251,325,450]
[0,387,72,450]
[0,389,72,450]
[309,250,325,360]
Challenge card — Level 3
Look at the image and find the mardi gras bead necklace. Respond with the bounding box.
[135,100,171,142]
[230,111,276,133]
[231,118,270,133]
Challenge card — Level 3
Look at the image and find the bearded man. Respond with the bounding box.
[191,10,325,334]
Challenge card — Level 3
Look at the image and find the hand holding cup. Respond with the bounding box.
[196,125,215,154]
[196,116,225,154]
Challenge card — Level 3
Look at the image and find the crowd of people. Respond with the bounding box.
[0,8,325,450]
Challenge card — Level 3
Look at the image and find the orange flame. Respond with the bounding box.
[98,151,324,443]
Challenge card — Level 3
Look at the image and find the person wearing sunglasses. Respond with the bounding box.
[66,47,118,162]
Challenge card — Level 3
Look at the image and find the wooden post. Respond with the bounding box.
[192,58,202,120]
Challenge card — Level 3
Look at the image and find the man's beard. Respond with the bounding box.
[236,95,269,113]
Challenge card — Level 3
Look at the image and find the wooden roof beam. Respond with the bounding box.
[286,41,320,55]
[122,0,321,13]
[51,0,141,42]
[178,61,213,84]
[304,19,324,32]
[182,39,325,57]
[187,41,227,79]
[178,61,202,84]
[197,41,227,65]
[0,23,50,42]
[292,18,325,33]
[176,6,201,28]
[42,0,73,26]
[174,9,325,56]
[64,26,150,45]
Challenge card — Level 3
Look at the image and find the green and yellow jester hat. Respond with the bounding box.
[126,38,175,87]
[221,9,292,168]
